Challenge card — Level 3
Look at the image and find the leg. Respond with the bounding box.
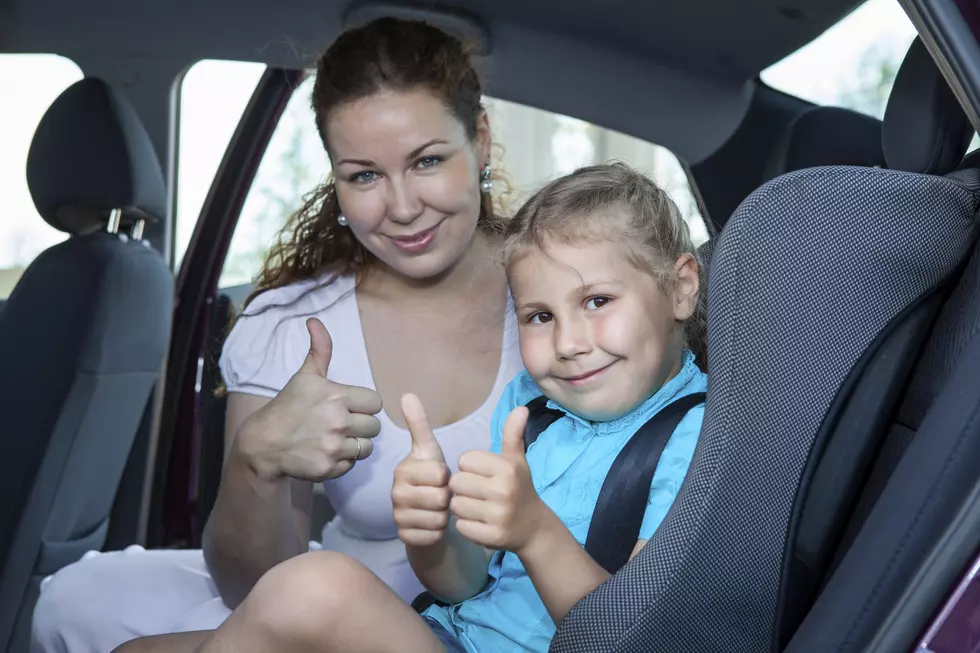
[197,551,446,653]
[111,632,213,653]
[31,547,229,653]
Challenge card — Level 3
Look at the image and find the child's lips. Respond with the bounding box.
[559,362,616,387]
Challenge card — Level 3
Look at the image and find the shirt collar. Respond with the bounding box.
[544,349,701,436]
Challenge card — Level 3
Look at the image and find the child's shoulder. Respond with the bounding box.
[498,368,545,411]
[488,370,544,453]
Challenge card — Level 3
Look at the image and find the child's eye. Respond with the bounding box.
[349,170,380,184]
[527,311,554,324]
[416,155,443,170]
[585,296,612,310]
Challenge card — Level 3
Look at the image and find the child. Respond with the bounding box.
[132,162,707,653]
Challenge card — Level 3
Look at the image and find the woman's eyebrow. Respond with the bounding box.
[334,139,449,167]
[407,139,449,160]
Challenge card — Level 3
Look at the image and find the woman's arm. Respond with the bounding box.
[203,318,382,609]
[202,393,313,609]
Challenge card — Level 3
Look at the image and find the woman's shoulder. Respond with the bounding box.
[238,273,356,318]
[218,273,360,397]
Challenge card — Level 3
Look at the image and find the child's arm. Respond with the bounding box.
[396,394,493,603]
[449,406,610,625]
[406,519,495,603]
[513,506,610,624]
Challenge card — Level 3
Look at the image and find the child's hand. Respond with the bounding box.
[392,394,451,547]
[449,406,551,554]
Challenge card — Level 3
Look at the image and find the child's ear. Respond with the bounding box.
[672,253,699,321]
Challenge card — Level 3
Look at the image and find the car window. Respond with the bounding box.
[0,54,83,298]
[174,59,266,269]
[196,74,709,290]
[761,0,918,118]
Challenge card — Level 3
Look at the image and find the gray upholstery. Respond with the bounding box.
[0,78,172,652]
[26,78,166,235]
[551,38,979,653]
[882,39,975,174]
[786,225,980,652]
[762,106,885,183]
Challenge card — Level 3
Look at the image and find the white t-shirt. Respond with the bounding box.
[218,273,524,601]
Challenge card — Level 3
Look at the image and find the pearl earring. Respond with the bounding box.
[337,214,348,227]
[480,165,493,193]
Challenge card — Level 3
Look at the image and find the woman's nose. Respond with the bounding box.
[386,177,423,224]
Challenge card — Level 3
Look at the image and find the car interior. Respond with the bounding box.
[4,0,980,651]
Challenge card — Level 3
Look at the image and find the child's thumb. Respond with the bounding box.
[500,406,529,459]
[401,393,446,463]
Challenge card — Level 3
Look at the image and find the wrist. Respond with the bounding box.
[231,419,282,482]
[515,500,563,562]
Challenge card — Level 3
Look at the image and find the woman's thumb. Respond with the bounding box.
[300,318,333,377]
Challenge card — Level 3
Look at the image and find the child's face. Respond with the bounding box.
[509,239,698,422]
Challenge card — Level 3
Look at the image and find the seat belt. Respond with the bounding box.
[522,395,564,450]
[410,391,706,612]
[584,391,706,574]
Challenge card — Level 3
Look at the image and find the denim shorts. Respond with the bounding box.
[422,615,467,653]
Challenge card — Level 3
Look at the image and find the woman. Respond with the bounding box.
[31,16,523,653]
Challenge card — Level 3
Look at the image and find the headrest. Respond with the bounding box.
[763,106,886,183]
[883,38,974,174]
[26,78,166,236]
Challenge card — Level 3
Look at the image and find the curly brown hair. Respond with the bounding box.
[243,17,507,310]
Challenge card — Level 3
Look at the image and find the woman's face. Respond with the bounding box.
[326,89,491,282]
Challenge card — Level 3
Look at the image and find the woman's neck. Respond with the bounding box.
[357,231,505,306]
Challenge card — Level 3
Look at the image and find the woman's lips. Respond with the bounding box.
[389,223,439,253]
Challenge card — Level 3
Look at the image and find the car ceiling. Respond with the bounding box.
[2,0,870,165]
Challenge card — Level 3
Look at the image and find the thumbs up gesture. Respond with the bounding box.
[448,406,546,554]
[392,394,452,547]
[236,318,383,482]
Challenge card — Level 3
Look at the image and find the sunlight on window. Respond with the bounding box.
[205,74,708,289]
[761,0,918,118]
[220,75,328,288]
[0,54,83,298]
[175,60,266,270]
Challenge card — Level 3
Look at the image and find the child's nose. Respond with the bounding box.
[554,317,592,359]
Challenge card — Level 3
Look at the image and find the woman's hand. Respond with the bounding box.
[234,317,383,482]
[393,394,452,547]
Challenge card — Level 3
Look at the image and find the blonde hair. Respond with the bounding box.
[501,162,707,368]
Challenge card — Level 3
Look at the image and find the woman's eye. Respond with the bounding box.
[527,311,553,325]
[416,156,442,169]
[350,171,379,184]
[585,296,611,310]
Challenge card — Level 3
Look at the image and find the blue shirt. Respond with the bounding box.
[424,350,707,652]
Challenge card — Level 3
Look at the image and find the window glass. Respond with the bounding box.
[174,59,266,269]
[761,0,918,118]
[0,54,83,298]
[218,88,709,289]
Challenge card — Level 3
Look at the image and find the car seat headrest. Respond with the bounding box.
[763,106,886,183]
[26,78,166,236]
[883,37,974,174]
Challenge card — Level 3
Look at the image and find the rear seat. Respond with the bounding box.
[762,105,886,183]
[699,104,885,270]
[550,37,977,653]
